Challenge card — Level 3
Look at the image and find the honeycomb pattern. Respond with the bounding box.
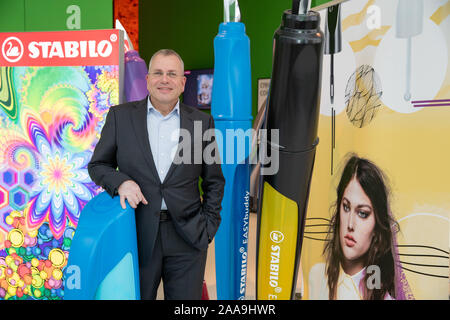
[21,170,36,189]
[2,169,18,188]
[0,168,34,225]
[9,186,29,211]
[0,186,8,210]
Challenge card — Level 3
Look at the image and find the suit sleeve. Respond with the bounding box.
[88,107,131,197]
[201,115,225,242]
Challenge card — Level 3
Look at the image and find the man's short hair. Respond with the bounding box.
[148,49,185,73]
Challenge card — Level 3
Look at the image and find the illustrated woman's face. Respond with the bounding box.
[339,177,376,270]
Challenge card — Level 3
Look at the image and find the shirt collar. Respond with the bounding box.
[147,96,180,117]
[338,265,366,286]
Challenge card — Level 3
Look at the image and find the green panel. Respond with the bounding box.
[311,0,332,8]
[139,0,292,119]
[239,0,292,118]
[139,0,221,70]
[24,0,112,32]
[0,0,25,32]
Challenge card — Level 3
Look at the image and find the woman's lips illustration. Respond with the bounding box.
[344,234,356,247]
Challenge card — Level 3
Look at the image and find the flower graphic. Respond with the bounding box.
[5,102,97,240]
[27,135,95,240]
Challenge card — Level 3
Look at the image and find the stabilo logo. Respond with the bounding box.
[0,31,120,67]
[28,39,113,59]
[2,37,24,63]
[270,231,284,244]
[269,230,284,291]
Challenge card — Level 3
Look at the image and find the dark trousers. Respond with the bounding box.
[139,219,207,300]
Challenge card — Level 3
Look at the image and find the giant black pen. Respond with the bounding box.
[256,0,324,300]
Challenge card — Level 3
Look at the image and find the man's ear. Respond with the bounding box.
[181,76,187,92]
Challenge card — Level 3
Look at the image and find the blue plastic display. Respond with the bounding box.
[64,191,140,300]
[211,22,252,300]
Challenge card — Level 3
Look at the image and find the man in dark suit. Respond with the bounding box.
[88,49,225,300]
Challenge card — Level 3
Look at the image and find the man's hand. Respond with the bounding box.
[118,180,148,209]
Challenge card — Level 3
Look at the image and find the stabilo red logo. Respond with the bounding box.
[0,30,121,67]
[2,37,24,63]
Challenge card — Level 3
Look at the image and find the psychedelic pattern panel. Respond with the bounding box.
[0,65,119,300]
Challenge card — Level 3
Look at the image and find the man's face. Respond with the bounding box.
[146,54,186,107]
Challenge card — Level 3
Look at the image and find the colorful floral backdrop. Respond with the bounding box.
[0,65,119,300]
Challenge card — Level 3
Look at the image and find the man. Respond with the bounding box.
[88,49,225,300]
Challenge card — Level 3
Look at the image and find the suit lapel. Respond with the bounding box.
[131,98,161,183]
[163,103,194,184]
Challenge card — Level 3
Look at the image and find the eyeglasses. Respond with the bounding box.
[149,71,182,79]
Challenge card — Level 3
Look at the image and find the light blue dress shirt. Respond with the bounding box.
[147,97,180,210]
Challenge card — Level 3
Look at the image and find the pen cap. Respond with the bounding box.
[396,0,423,38]
[212,22,252,121]
[266,10,324,152]
[324,4,342,55]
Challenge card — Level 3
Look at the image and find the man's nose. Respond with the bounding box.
[161,73,170,82]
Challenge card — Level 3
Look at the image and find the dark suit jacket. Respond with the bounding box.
[88,97,225,268]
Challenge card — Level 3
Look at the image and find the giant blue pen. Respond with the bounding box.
[64,192,140,300]
[211,0,252,300]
